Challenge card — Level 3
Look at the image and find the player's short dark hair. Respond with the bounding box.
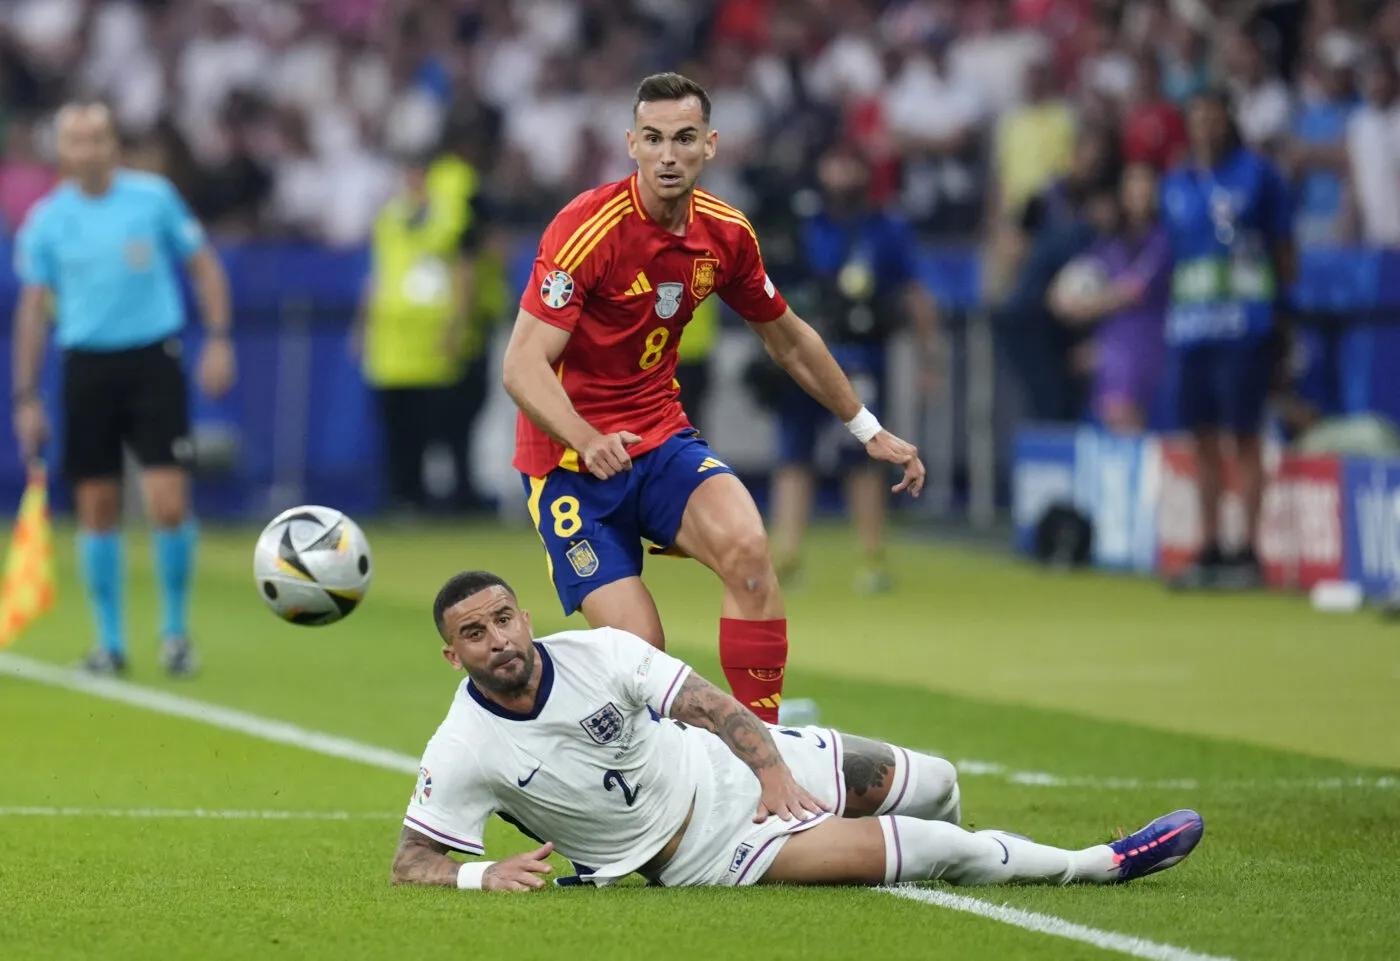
[433,571,516,634]
[633,72,711,124]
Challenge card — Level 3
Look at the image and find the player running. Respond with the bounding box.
[502,73,926,723]
[391,571,1204,892]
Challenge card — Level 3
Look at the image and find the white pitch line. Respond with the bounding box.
[0,806,399,821]
[0,652,419,775]
[880,887,1237,961]
[949,759,1398,792]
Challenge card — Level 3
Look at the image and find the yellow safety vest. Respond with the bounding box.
[363,159,477,387]
[467,242,509,359]
[678,293,719,361]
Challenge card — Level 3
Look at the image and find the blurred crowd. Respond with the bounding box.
[0,0,1392,251]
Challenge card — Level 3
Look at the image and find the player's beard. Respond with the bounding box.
[471,643,536,698]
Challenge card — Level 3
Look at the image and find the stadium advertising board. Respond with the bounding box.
[1073,429,1160,573]
[1011,427,1078,556]
[1340,458,1400,599]
[1011,426,1159,573]
[1014,426,1348,591]
[1156,441,1343,590]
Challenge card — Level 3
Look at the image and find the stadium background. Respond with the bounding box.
[0,0,1398,600]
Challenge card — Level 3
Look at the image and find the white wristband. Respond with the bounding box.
[845,406,882,444]
[456,861,496,890]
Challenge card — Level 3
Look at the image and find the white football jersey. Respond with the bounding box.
[404,627,710,884]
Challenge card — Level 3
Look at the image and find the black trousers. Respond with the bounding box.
[675,358,712,435]
[374,356,489,512]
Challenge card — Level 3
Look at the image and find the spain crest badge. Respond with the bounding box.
[690,257,719,299]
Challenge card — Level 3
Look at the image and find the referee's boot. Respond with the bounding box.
[161,637,200,678]
[79,648,128,676]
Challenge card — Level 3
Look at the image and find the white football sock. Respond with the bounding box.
[873,749,961,824]
[1071,844,1121,884]
[879,816,1078,886]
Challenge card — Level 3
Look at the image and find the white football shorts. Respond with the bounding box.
[656,724,846,887]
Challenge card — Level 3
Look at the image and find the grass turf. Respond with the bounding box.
[1,521,1397,960]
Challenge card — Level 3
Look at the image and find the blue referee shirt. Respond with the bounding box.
[15,169,207,351]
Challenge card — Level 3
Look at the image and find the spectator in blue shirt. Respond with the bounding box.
[11,103,235,675]
[1160,88,1295,590]
[1287,47,1358,247]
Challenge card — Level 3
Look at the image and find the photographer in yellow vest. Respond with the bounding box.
[352,146,485,515]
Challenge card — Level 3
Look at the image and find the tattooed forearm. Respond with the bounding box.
[391,826,462,886]
[669,672,783,775]
[840,734,896,798]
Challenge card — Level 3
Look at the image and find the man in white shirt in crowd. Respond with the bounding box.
[1222,29,1292,155]
[1347,53,1400,246]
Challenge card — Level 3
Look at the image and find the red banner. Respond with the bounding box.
[1156,440,1343,590]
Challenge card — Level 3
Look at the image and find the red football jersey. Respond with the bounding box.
[515,173,788,477]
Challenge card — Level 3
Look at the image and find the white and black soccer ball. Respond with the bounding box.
[1053,256,1110,302]
[253,506,372,626]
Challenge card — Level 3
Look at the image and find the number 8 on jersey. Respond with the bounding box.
[639,327,670,370]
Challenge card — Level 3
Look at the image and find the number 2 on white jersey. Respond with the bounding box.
[603,769,641,806]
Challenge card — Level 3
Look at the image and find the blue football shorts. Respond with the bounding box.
[521,430,736,614]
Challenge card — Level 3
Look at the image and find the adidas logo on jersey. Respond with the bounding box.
[624,272,654,296]
[697,457,727,473]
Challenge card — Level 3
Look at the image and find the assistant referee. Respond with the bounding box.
[10,103,234,676]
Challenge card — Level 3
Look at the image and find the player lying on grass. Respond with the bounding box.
[392,571,1204,892]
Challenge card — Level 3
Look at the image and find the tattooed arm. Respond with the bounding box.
[668,672,784,776]
[391,827,556,891]
[391,826,463,886]
[667,672,829,822]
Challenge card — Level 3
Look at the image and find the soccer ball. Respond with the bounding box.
[1053,256,1109,301]
[253,506,372,626]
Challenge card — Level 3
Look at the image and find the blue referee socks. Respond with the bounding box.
[77,529,125,657]
[152,518,197,641]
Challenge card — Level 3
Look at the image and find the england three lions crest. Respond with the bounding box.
[691,258,719,299]
[580,702,626,744]
[654,282,684,319]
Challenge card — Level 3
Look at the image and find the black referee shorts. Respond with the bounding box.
[62,338,192,482]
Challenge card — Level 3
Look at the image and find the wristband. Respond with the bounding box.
[845,406,882,444]
[456,861,496,890]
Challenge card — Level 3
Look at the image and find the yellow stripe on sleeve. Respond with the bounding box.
[553,193,631,269]
[694,189,746,217]
[559,208,631,272]
[694,199,758,245]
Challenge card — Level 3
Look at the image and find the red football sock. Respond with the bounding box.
[719,617,788,724]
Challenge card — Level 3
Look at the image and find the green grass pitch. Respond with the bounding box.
[1,519,1397,960]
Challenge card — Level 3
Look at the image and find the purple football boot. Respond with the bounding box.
[1108,809,1204,881]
